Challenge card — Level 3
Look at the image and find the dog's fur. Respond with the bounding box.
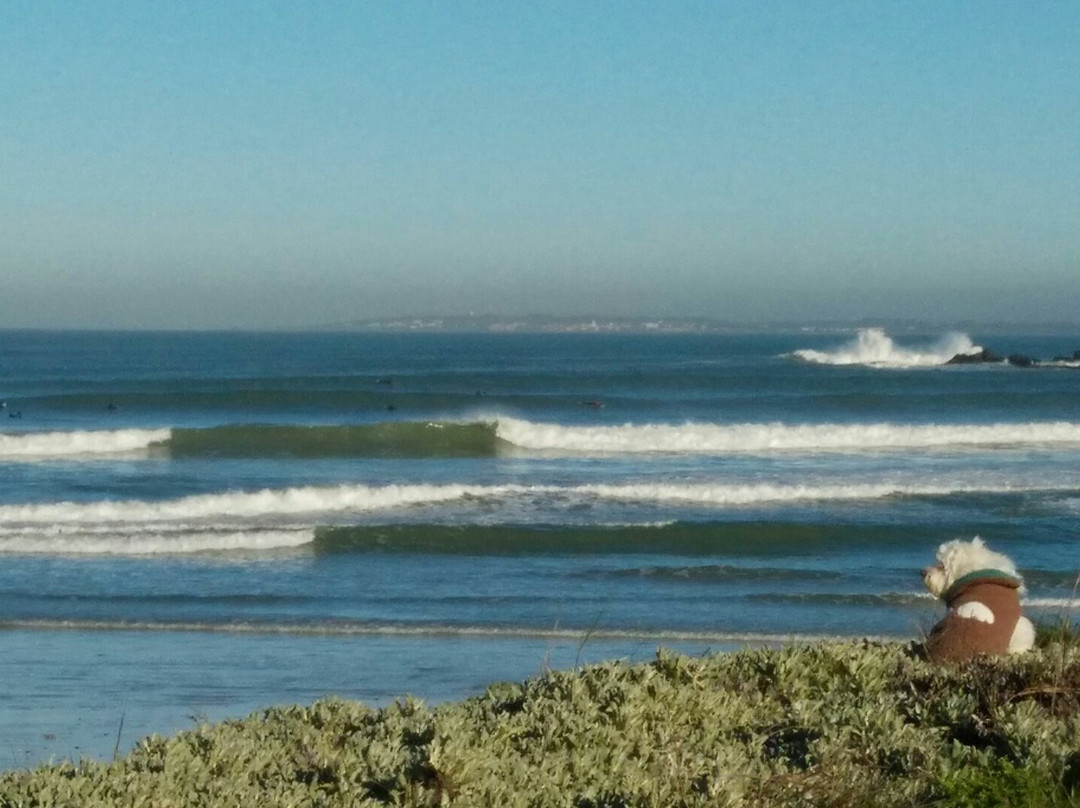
[921,537,1035,662]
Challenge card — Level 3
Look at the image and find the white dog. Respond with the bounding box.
[921,537,1035,662]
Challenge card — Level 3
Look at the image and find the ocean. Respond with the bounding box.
[2,327,1079,767]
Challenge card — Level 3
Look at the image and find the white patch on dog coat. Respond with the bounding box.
[953,601,994,623]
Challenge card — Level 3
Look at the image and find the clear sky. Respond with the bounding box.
[1,1,1077,329]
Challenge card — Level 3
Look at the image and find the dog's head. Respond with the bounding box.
[922,536,1022,598]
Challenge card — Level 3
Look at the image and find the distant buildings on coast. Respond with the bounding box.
[310,315,1080,335]
[332,316,723,333]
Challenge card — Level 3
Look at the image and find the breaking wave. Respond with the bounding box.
[1025,598,1080,611]
[0,480,1061,556]
[494,419,1080,453]
[6,418,1080,462]
[0,428,171,459]
[0,483,499,524]
[167,422,497,458]
[0,528,314,555]
[791,328,983,367]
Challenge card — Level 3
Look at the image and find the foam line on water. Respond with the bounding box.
[0,480,1036,527]
[0,529,314,555]
[577,481,1034,504]
[0,483,508,524]
[0,618,895,643]
[1024,598,1080,611]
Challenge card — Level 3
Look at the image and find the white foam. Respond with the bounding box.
[0,479,1065,555]
[791,328,983,367]
[578,481,1023,505]
[0,618,883,643]
[0,483,507,524]
[0,528,314,555]
[0,428,171,460]
[9,416,1079,463]
[1023,598,1080,611]
[495,417,1080,454]
[0,478,1040,530]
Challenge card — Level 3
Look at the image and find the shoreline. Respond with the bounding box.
[3,637,1078,806]
[0,628,729,770]
[0,618,888,644]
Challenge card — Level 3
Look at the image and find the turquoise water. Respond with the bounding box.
[2,328,1079,766]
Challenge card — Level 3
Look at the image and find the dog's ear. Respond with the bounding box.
[935,540,963,582]
[934,541,949,564]
[969,537,1021,580]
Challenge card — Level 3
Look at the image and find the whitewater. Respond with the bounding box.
[6,418,1080,461]
[0,428,171,459]
[790,328,983,367]
[1,477,1069,555]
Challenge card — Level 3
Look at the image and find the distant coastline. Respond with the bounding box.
[304,315,1080,335]
[3,317,1078,335]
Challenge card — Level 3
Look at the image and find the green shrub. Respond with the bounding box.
[1036,617,1080,650]
[935,759,1075,808]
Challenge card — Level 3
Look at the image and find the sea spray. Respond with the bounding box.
[791,328,982,367]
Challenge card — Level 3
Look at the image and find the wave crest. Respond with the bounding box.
[6,418,1080,462]
[495,418,1080,453]
[0,528,314,555]
[0,480,1053,556]
[0,483,495,524]
[0,428,171,460]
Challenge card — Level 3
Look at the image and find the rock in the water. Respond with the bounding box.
[1006,354,1038,368]
[945,348,1003,365]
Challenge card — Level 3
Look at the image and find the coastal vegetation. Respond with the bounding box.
[2,632,1079,807]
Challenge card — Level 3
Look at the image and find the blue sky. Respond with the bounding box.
[1,1,1077,328]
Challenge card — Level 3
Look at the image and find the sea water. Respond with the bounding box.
[2,328,1079,767]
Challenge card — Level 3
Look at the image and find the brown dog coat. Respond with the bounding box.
[924,569,1024,663]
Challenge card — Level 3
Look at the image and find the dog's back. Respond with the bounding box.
[925,570,1027,663]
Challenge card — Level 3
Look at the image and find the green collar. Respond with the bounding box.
[942,568,1020,602]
